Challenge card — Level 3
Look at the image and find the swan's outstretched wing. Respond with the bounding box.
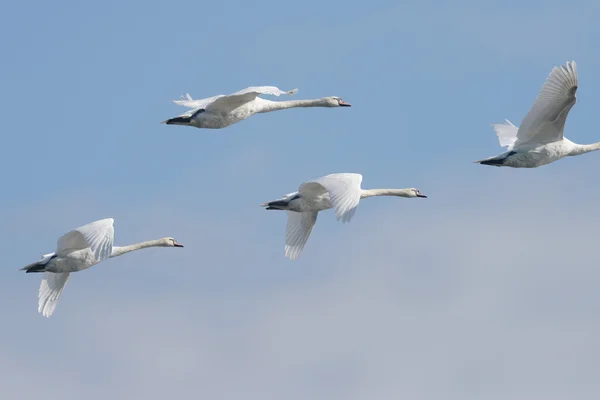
[300,173,363,223]
[171,86,297,114]
[206,86,298,112]
[492,119,519,150]
[171,94,225,110]
[285,211,318,260]
[38,272,70,318]
[229,86,298,99]
[515,61,578,147]
[56,218,115,262]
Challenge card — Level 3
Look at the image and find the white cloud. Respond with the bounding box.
[3,169,600,399]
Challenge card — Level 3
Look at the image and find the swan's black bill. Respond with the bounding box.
[174,242,184,247]
[417,194,427,198]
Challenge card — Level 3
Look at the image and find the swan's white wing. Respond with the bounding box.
[56,218,115,262]
[515,61,578,147]
[492,119,519,150]
[171,94,225,110]
[38,272,70,318]
[230,86,298,98]
[300,173,363,223]
[206,86,298,112]
[285,211,318,260]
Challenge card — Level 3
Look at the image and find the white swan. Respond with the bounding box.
[20,218,183,318]
[260,173,427,260]
[161,86,351,129]
[475,61,600,168]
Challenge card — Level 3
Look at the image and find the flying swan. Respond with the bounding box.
[161,86,351,129]
[475,61,600,168]
[261,173,427,260]
[21,218,184,318]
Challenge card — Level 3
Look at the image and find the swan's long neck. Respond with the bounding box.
[568,142,600,156]
[258,99,331,113]
[360,188,413,199]
[110,239,165,258]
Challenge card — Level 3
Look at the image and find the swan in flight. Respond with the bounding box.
[475,61,600,168]
[161,86,351,129]
[20,218,183,318]
[260,173,427,260]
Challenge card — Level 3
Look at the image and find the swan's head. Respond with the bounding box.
[325,96,351,107]
[161,237,184,247]
[409,188,427,198]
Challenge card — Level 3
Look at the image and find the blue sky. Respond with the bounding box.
[2,0,600,398]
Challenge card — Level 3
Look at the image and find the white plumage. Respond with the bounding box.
[261,173,426,260]
[476,61,600,168]
[22,218,184,317]
[162,85,351,129]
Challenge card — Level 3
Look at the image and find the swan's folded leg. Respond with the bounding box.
[474,151,516,166]
[474,156,506,166]
[162,115,193,125]
[161,109,205,126]
[20,261,46,273]
[260,193,300,210]
[261,199,291,210]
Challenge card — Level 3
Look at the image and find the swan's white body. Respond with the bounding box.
[475,61,600,168]
[162,86,351,129]
[261,173,426,260]
[21,218,183,317]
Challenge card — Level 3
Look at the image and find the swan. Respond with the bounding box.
[161,86,351,129]
[260,173,427,260]
[475,61,600,168]
[20,218,183,318]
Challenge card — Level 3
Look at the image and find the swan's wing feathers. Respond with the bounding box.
[302,173,363,223]
[172,94,224,110]
[515,61,578,146]
[56,218,115,262]
[38,272,70,318]
[206,86,298,112]
[284,211,318,260]
[492,119,519,149]
[230,86,298,98]
[171,86,295,111]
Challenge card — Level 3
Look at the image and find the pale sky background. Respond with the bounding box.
[2,0,600,399]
